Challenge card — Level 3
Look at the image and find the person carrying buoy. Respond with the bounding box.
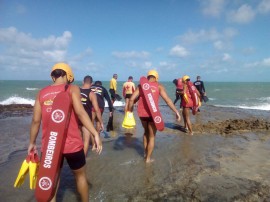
[181,75,201,135]
[128,70,181,163]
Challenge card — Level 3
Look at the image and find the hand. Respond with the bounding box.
[94,135,103,154]
[176,112,181,122]
[109,112,113,117]
[28,143,37,155]
[100,122,104,132]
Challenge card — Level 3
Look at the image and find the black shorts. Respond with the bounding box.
[41,149,85,171]
[62,149,86,170]
[109,89,116,100]
[125,94,132,99]
[140,117,153,122]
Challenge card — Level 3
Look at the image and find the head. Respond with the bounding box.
[113,74,118,79]
[128,76,133,81]
[51,63,74,83]
[147,69,159,81]
[83,75,93,84]
[197,76,201,81]
[173,79,178,86]
[182,75,190,83]
[94,80,102,86]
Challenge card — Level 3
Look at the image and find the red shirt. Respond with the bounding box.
[39,84,83,154]
[137,81,159,117]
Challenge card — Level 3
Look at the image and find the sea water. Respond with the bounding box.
[0,80,269,110]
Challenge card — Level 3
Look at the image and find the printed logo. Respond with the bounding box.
[142,83,150,91]
[39,177,52,190]
[51,109,65,123]
[154,116,162,123]
[44,99,53,106]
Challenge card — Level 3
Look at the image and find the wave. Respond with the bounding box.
[214,104,270,111]
[26,87,39,91]
[105,100,125,107]
[0,96,35,106]
[0,96,126,108]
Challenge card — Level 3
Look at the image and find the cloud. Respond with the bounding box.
[245,57,270,68]
[222,53,231,61]
[262,57,270,66]
[112,51,150,59]
[227,4,256,24]
[178,28,238,44]
[257,0,270,14]
[169,45,189,57]
[0,27,72,73]
[200,0,226,17]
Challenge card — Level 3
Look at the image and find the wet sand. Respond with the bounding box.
[0,105,270,201]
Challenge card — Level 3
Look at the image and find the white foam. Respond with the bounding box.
[0,96,35,106]
[26,87,39,91]
[104,100,125,107]
[214,104,270,111]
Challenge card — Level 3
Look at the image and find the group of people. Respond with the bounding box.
[26,62,206,201]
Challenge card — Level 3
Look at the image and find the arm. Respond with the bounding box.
[103,87,113,115]
[159,84,181,122]
[127,86,140,112]
[132,83,135,93]
[122,84,126,97]
[70,85,102,154]
[28,92,42,154]
[201,81,206,95]
[89,92,104,131]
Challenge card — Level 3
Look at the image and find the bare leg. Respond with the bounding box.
[73,166,89,202]
[82,126,91,156]
[124,98,130,112]
[140,120,148,157]
[183,107,193,135]
[145,122,157,163]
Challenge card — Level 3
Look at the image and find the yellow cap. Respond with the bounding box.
[51,63,74,83]
[182,75,190,81]
[147,69,159,81]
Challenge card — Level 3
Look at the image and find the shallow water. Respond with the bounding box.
[1,106,270,201]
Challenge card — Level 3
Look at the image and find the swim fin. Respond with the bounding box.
[14,156,30,188]
[29,152,40,189]
[122,111,136,129]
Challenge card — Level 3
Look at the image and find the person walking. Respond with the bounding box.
[80,75,104,154]
[122,76,135,112]
[90,80,114,145]
[109,74,118,104]
[193,76,207,102]
[181,75,200,135]
[172,78,184,106]
[28,63,102,202]
[128,70,181,163]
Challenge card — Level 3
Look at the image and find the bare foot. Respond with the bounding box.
[92,145,97,151]
[189,132,194,136]
[145,158,155,163]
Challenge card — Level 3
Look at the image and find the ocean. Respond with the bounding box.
[0,80,269,111]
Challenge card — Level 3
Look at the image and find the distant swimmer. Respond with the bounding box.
[128,70,181,163]
[123,76,135,112]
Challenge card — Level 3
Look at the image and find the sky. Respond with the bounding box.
[0,0,270,82]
